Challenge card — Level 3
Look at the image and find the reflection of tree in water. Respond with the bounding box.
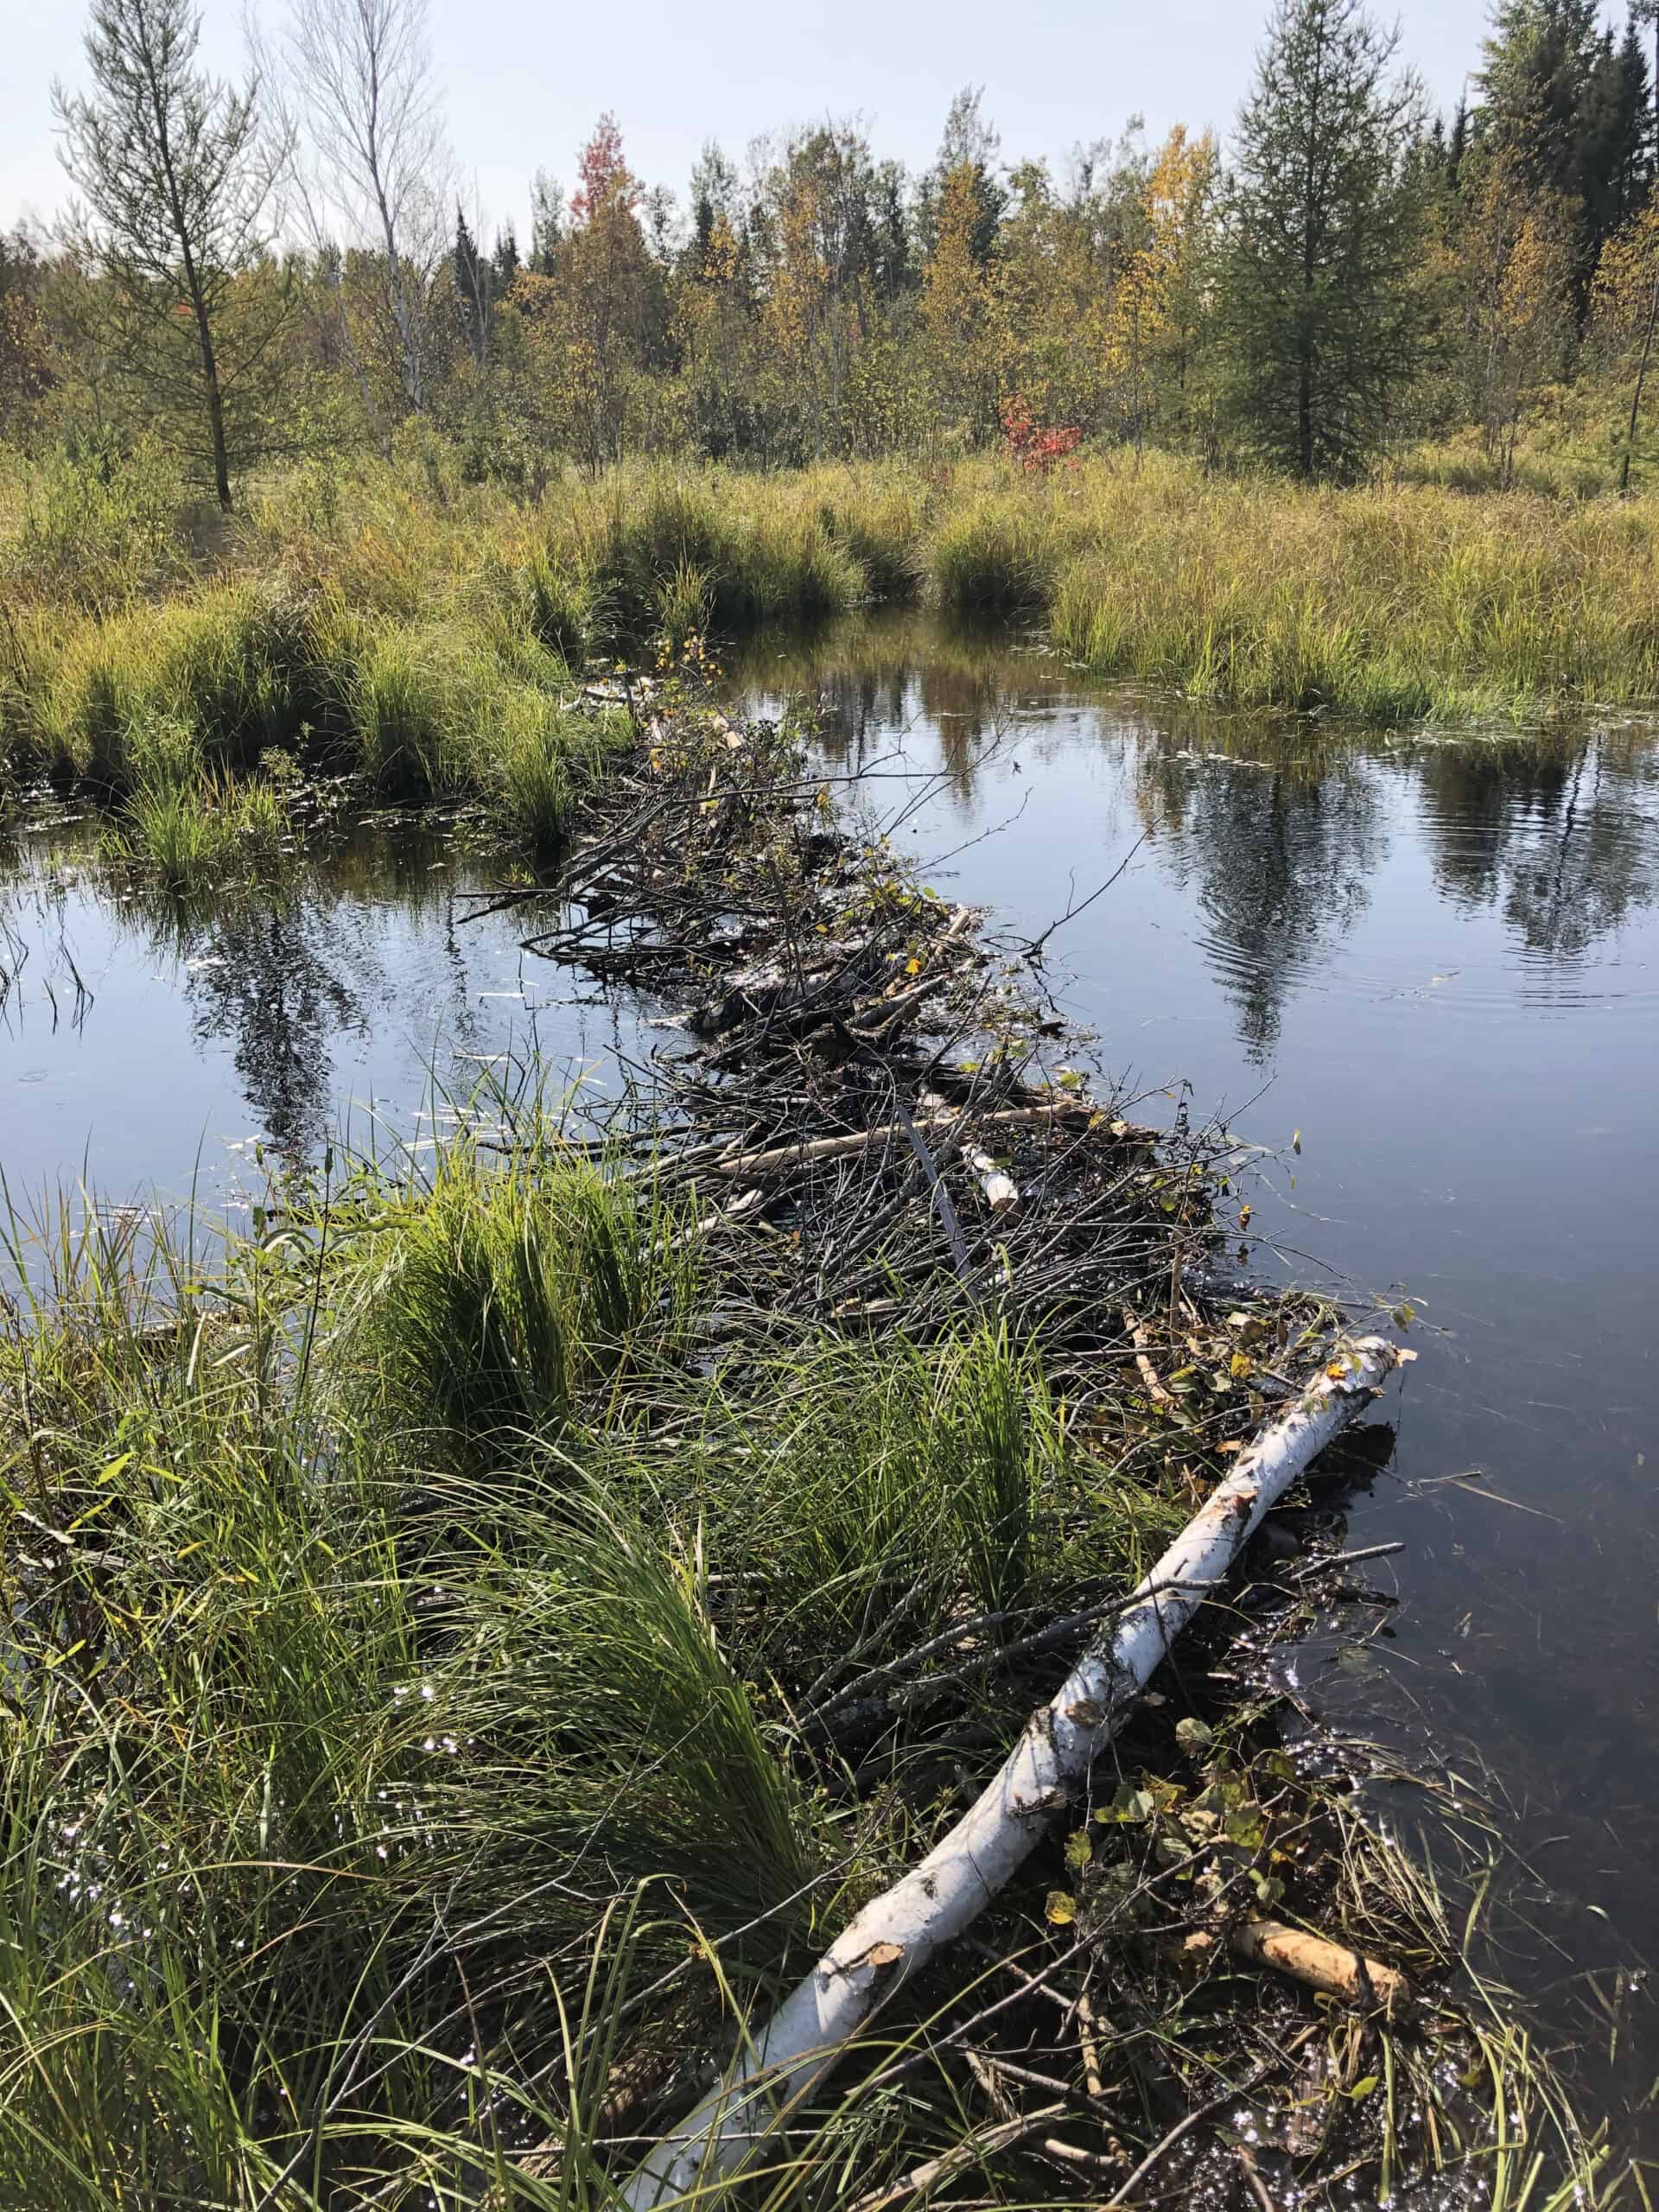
[734,613,1063,806]
[159,889,370,1161]
[1135,736,1383,1063]
[137,823,490,1163]
[1418,735,1658,962]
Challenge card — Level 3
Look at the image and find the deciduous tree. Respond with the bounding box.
[283,0,451,422]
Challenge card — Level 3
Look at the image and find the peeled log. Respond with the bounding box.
[965,1146,1020,1216]
[626,1338,1404,2207]
[1230,1919,1409,2017]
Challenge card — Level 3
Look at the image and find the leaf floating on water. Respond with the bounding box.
[1346,2075,1381,2101]
[1292,1128,1302,1154]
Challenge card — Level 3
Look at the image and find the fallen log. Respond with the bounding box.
[625,1337,1404,2207]
[1229,1918,1409,2017]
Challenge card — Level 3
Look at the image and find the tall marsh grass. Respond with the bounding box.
[1039,460,1659,720]
[9,444,1659,827]
[112,763,289,889]
[0,1122,1137,2203]
[334,1135,702,1450]
[0,1112,1626,2207]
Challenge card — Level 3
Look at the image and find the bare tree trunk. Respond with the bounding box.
[1621,265,1659,496]
[1630,9,1659,494]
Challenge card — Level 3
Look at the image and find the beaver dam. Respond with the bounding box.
[0,671,1627,2209]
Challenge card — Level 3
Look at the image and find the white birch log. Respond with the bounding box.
[625,1336,1404,2208]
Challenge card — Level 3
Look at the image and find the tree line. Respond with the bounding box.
[6,0,1659,506]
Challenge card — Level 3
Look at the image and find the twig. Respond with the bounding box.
[1121,1303,1176,1410]
[1021,835,1147,963]
[1234,2140,1278,2211]
[846,2103,1070,2212]
[1103,2069,1271,2208]
[684,1101,1119,1182]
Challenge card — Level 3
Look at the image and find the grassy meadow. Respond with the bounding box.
[5,443,1659,874]
[3,442,1659,844]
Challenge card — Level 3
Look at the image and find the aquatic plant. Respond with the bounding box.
[111,760,289,889]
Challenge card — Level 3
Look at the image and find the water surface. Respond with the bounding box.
[0,806,641,1220]
[735,613,1659,2122]
[3,620,1656,2134]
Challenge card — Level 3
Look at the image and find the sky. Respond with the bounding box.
[0,0,1560,247]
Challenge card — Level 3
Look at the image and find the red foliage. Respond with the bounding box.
[1001,394,1081,474]
[570,113,637,224]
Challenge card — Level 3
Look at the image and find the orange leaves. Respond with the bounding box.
[1000,393,1081,474]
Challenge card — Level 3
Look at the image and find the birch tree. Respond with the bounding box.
[283,0,450,423]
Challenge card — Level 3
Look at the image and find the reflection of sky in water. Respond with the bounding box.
[736,613,1659,2121]
[4,624,1659,2128]
[0,813,642,1214]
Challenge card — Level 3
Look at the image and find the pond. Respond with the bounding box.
[0,804,645,1220]
[3,610,1656,2136]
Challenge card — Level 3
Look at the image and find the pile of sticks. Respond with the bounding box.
[463,696,1243,1393]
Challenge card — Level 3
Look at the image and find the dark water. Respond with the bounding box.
[734,613,1659,2126]
[3,620,1657,2133]
[0,807,641,1223]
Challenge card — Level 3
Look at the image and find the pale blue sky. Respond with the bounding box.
[0,1,1567,245]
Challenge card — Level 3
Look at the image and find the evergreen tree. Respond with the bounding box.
[1578,23,1650,245]
[528,170,564,274]
[1222,0,1433,479]
[1476,2,1652,293]
[453,203,489,367]
[54,0,290,509]
[1448,94,1470,189]
[1478,0,1600,199]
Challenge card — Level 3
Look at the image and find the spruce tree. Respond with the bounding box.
[1476,1,1653,294]
[454,203,488,367]
[1223,0,1432,480]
